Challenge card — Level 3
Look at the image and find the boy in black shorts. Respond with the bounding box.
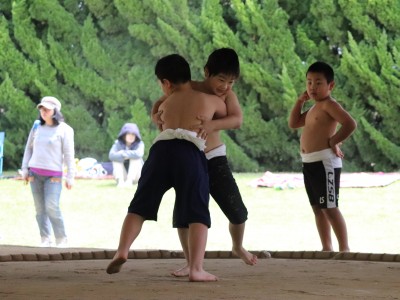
[152,49,256,277]
[289,61,357,252]
[106,54,226,282]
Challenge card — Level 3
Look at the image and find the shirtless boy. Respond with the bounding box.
[288,61,356,252]
[106,54,226,282]
[152,48,257,277]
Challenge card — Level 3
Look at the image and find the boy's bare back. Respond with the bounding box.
[159,88,226,132]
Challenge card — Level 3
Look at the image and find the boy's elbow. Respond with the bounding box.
[341,119,357,137]
[234,117,243,129]
[226,114,242,129]
[348,118,357,133]
[288,120,297,129]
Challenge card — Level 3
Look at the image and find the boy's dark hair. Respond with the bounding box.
[205,48,240,78]
[38,109,64,125]
[307,61,334,83]
[155,54,191,84]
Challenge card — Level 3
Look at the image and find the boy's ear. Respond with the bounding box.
[329,80,335,91]
[204,67,210,78]
[162,79,175,95]
[162,79,172,88]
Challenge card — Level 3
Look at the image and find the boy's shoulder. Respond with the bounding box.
[315,96,339,107]
[313,97,351,118]
[189,89,224,107]
[194,89,222,102]
[324,97,347,110]
[225,89,238,101]
[190,80,204,92]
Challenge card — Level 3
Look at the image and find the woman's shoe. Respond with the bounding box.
[40,236,52,247]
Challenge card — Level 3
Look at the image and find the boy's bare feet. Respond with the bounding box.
[171,265,189,277]
[233,247,258,265]
[189,270,218,282]
[106,257,127,274]
[171,248,258,277]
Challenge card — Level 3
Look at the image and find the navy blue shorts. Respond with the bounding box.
[173,155,248,227]
[128,139,211,227]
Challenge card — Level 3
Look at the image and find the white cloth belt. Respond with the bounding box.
[205,144,226,160]
[153,128,206,151]
[301,148,342,168]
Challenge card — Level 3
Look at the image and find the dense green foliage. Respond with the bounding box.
[0,0,399,172]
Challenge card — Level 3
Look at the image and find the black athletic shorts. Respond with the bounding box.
[303,160,341,208]
[208,156,248,224]
[172,155,248,227]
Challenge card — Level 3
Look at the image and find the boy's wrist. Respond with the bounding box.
[328,138,335,147]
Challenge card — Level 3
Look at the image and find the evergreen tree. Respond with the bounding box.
[1,0,399,172]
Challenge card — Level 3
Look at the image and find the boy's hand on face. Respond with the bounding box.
[298,91,310,104]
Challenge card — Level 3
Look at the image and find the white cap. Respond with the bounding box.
[37,96,62,111]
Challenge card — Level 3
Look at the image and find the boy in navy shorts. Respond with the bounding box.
[289,61,357,252]
[106,54,226,282]
[152,48,256,277]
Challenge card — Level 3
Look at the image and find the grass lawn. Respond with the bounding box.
[1,172,399,254]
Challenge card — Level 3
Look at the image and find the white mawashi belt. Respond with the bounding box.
[153,128,206,151]
[301,148,342,167]
[205,144,226,160]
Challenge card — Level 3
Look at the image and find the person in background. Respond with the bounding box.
[109,123,144,187]
[21,96,75,248]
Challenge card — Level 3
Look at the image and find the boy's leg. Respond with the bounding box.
[169,142,214,280]
[188,223,218,282]
[323,166,349,252]
[106,213,144,274]
[208,156,256,265]
[304,159,343,251]
[312,206,333,251]
[171,228,190,277]
[324,208,350,252]
[229,222,257,264]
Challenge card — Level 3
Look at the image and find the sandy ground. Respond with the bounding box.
[0,246,399,299]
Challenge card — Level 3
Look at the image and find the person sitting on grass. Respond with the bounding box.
[109,123,144,187]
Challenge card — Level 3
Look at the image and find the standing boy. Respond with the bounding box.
[288,61,356,252]
[106,54,226,282]
[152,48,257,278]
